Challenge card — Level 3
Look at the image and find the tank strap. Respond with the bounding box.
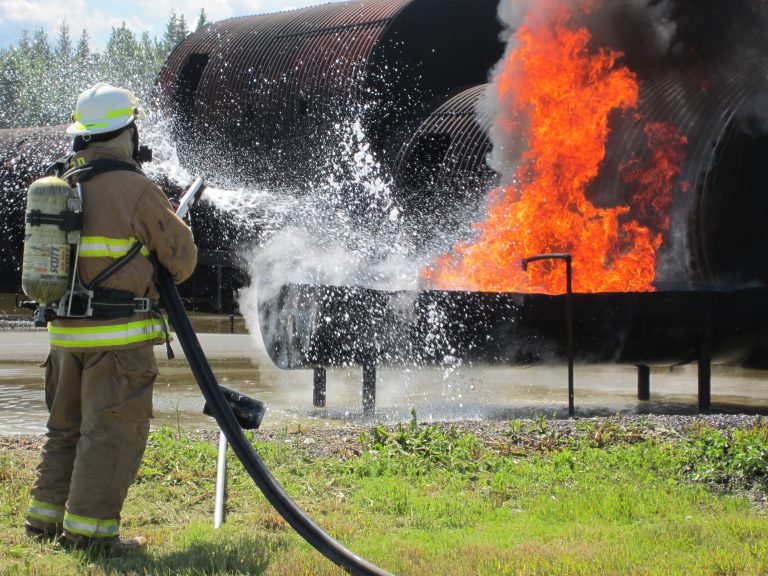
[51,157,173,354]
[68,159,144,183]
[89,287,158,320]
[84,241,143,291]
[45,153,75,177]
[68,159,146,290]
[26,209,82,232]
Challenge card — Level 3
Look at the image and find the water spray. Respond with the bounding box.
[160,177,392,576]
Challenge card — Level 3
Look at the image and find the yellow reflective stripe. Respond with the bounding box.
[79,236,150,258]
[103,107,134,119]
[73,108,133,122]
[49,319,166,348]
[63,512,119,538]
[28,498,65,523]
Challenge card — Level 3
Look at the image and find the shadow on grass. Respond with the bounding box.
[77,534,287,575]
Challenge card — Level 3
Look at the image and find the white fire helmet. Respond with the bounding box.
[66,82,148,136]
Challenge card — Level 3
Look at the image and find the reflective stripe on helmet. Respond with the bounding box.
[79,236,151,258]
[104,107,135,120]
[49,318,167,348]
[63,512,119,538]
[28,498,65,524]
[73,107,134,122]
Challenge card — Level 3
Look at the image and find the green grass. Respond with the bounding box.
[1,415,767,575]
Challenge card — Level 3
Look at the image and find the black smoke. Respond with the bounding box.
[585,0,768,69]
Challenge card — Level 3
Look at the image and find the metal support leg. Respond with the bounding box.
[214,430,227,528]
[362,365,376,417]
[313,367,327,407]
[698,341,711,413]
[637,365,650,401]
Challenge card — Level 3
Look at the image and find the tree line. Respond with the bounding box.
[0,9,208,129]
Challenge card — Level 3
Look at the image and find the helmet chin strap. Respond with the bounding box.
[72,125,152,164]
[131,124,140,161]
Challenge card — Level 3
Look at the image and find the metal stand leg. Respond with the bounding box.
[362,365,376,417]
[214,430,227,528]
[698,341,711,413]
[637,365,650,401]
[313,367,327,407]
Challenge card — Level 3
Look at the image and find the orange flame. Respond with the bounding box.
[423,1,687,294]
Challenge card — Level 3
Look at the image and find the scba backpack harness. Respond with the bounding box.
[21,159,167,340]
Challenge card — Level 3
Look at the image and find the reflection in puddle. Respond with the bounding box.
[1,356,768,435]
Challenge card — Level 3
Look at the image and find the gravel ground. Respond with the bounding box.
[243,413,765,460]
[3,413,763,462]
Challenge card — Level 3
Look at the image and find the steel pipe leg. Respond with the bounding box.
[698,342,711,413]
[214,430,227,529]
[637,365,650,401]
[313,367,327,407]
[362,365,376,417]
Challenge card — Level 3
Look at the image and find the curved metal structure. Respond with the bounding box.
[391,84,497,247]
[591,62,768,287]
[154,0,503,186]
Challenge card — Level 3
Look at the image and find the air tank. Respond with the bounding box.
[21,177,73,305]
[0,126,69,291]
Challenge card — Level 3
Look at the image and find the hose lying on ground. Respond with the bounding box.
[157,266,393,576]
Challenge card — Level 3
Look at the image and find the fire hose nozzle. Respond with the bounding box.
[203,385,266,430]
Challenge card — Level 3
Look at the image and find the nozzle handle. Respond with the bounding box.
[203,385,266,430]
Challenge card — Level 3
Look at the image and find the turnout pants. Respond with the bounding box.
[27,346,157,539]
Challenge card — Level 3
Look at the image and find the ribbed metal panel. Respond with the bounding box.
[155,0,503,186]
[156,0,411,183]
[393,84,495,192]
[390,84,497,248]
[590,62,768,287]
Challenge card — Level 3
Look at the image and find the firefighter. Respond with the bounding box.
[24,83,197,551]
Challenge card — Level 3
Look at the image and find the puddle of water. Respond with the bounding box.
[3,357,768,435]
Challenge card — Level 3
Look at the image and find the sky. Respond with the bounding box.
[0,0,322,50]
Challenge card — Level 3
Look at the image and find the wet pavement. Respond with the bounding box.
[1,330,768,435]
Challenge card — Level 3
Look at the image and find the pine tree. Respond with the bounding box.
[177,14,189,44]
[54,22,72,60]
[0,49,20,128]
[196,8,209,31]
[72,29,94,103]
[17,31,31,53]
[17,29,53,126]
[31,28,51,59]
[75,29,90,62]
[51,23,75,126]
[102,23,141,97]
[162,8,180,55]
[0,19,173,129]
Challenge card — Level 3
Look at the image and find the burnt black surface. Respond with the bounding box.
[258,283,768,370]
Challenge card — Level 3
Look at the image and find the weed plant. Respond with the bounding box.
[1,414,767,575]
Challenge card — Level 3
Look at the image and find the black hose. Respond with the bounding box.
[157,266,393,576]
